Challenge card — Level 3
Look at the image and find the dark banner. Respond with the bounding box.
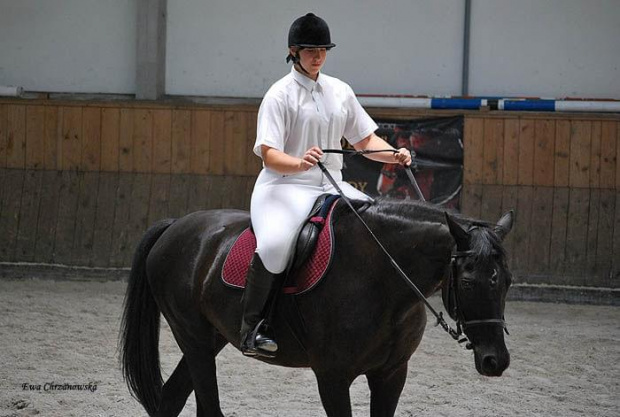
[342,116,464,209]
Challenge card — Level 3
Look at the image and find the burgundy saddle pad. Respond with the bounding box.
[221,201,337,295]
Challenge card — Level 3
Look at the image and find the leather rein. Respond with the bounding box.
[318,149,507,346]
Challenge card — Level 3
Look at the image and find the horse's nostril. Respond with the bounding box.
[482,355,498,373]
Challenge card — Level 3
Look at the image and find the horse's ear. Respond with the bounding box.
[494,210,515,241]
[445,212,469,250]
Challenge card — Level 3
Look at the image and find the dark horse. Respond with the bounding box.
[120,198,514,417]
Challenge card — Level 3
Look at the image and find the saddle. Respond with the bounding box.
[221,194,340,295]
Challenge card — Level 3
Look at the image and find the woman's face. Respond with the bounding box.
[292,47,327,80]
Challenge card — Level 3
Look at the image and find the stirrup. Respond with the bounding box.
[241,319,278,358]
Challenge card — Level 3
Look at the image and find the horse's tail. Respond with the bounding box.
[119,218,175,416]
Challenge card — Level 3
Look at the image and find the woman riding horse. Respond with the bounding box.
[242,12,411,357]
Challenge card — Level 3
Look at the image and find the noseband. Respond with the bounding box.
[443,249,509,346]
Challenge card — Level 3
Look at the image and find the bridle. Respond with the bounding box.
[318,149,509,347]
[443,248,509,348]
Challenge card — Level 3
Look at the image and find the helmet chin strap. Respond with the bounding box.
[286,50,310,76]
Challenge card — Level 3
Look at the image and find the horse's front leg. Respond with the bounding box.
[314,370,354,417]
[366,362,408,417]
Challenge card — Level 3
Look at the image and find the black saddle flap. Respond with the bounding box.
[291,194,339,271]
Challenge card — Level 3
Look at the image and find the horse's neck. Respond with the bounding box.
[361,208,454,295]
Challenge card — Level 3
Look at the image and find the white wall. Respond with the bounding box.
[469,0,620,99]
[166,0,464,98]
[0,0,619,99]
[0,0,136,94]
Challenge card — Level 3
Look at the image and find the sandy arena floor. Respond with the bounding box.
[0,278,618,417]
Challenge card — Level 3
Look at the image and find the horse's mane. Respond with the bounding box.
[334,197,505,261]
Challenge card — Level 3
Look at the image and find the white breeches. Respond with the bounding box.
[250,166,372,274]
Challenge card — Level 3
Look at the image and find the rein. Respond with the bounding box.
[322,149,426,201]
[318,149,506,345]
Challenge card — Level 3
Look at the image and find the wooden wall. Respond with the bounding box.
[0,100,260,268]
[1,99,619,288]
[461,115,620,288]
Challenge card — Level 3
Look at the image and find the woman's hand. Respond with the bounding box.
[299,146,324,171]
[394,147,412,167]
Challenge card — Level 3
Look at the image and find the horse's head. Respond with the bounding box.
[444,211,514,377]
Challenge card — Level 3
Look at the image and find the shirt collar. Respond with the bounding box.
[291,66,323,92]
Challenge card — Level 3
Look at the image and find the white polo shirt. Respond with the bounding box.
[254,67,378,171]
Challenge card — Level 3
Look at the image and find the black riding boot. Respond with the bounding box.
[240,254,279,358]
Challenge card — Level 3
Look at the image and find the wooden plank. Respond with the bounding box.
[480,184,503,223]
[171,110,191,174]
[0,170,25,261]
[204,175,225,210]
[617,122,620,190]
[52,171,80,264]
[109,173,133,267]
[482,118,503,185]
[14,170,43,262]
[0,104,7,167]
[0,168,5,225]
[595,190,615,286]
[517,119,535,186]
[554,120,571,187]
[533,119,555,186]
[585,189,600,281]
[186,174,210,214]
[168,174,190,218]
[43,106,60,170]
[33,170,62,263]
[81,107,102,171]
[613,191,620,284]
[223,111,248,176]
[119,108,134,172]
[124,173,152,266]
[463,117,483,184]
[502,119,519,186]
[243,175,257,210]
[60,106,82,170]
[6,105,27,169]
[101,107,120,172]
[460,184,482,219]
[589,122,602,188]
[569,120,591,188]
[564,188,590,285]
[133,109,153,173]
[511,186,533,277]
[25,106,46,169]
[208,111,225,175]
[231,176,249,209]
[527,186,554,281]
[152,109,172,174]
[191,110,211,174]
[91,172,119,267]
[72,172,99,266]
[246,111,262,176]
[599,121,617,189]
[148,173,170,226]
[549,187,569,278]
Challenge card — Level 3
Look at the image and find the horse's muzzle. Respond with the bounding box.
[474,345,510,377]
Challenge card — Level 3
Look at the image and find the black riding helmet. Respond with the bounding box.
[286,13,336,68]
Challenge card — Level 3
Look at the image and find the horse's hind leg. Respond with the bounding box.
[184,345,225,417]
[155,356,192,417]
[314,371,353,417]
[156,334,228,416]
[366,362,408,417]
